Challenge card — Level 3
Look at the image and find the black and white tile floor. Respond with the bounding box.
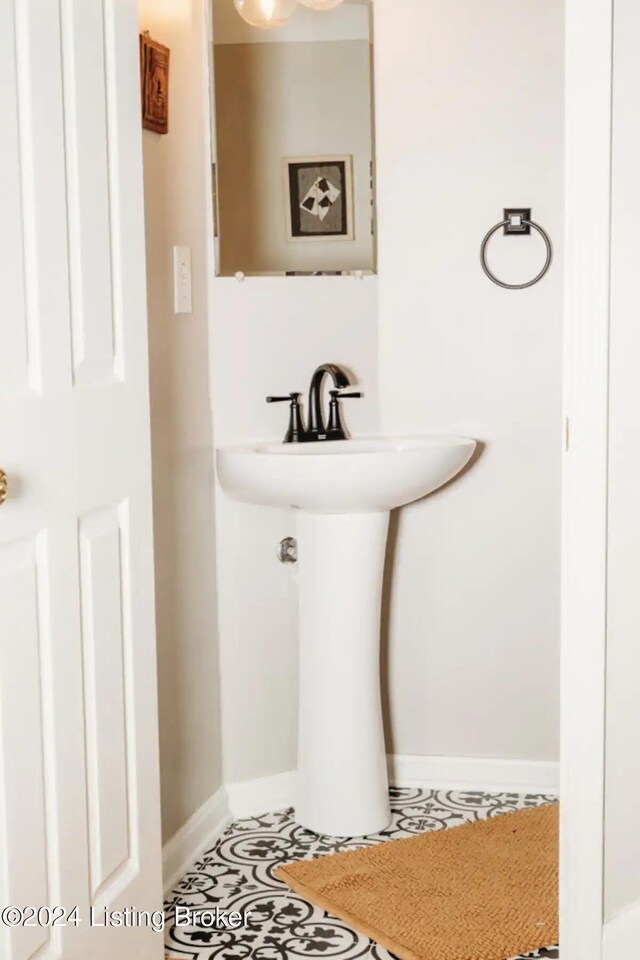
[165,788,559,960]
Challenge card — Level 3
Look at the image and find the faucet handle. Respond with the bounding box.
[266,393,306,444]
[329,390,363,400]
[266,392,301,403]
[327,390,362,441]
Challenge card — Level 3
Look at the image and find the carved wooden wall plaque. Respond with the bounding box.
[140,34,170,135]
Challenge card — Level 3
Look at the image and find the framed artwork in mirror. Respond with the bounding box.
[140,34,170,135]
[283,156,354,242]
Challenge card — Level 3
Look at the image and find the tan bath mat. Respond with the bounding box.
[276,802,558,960]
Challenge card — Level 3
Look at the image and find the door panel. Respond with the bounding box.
[0,537,52,960]
[13,0,73,396]
[0,10,30,397]
[79,506,132,901]
[62,0,121,386]
[0,1,163,957]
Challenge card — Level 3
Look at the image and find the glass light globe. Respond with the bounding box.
[233,0,298,29]
[297,0,345,8]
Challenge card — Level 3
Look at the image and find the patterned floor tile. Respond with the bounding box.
[165,789,559,960]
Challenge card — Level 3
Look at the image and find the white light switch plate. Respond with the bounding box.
[173,245,192,314]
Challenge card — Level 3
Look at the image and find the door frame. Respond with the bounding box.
[561,0,613,958]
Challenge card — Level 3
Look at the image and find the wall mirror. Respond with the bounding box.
[209,0,376,277]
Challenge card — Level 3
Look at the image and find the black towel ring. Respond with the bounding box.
[480,216,553,290]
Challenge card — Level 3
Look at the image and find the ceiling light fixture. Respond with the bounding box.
[297,0,346,9]
[233,0,298,30]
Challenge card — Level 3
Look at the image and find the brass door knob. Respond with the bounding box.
[0,470,7,506]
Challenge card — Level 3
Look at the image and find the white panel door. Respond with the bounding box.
[0,1,163,958]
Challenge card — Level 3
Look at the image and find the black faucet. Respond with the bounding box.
[266,363,362,443]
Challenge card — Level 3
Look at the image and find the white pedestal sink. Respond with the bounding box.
[217,436,476,837]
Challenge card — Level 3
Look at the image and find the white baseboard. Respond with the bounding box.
[224,755,559,822]
[388,755,560,795]
[226,771,297,820]
[603,899,640,958]
[162,785,231,894]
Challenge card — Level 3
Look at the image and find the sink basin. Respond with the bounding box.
[217,435,476,514]
[216,434,477,838]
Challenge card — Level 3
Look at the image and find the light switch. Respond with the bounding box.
[173,246,192,314]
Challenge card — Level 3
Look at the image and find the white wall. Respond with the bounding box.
[211,277,379,783]
[604,0,640,923]
[213,40,374,275]
[139,0,224,842]
[375,0,563,761]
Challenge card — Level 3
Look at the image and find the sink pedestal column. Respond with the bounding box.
[295,510,391,837]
